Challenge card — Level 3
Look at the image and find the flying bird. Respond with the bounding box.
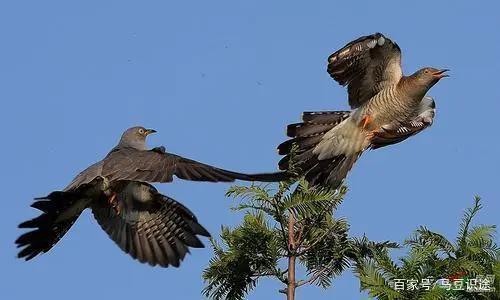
[17,126,287,267]
[278,33,447,189]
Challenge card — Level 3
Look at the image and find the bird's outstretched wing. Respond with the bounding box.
[327,32,402,108]
[64,161,104,191]
[100,146,287,184]
[370,96,436,149]
[91,183,210,268]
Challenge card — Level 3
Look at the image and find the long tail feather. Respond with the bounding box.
[278,110,361,189]
[16,191,88,260]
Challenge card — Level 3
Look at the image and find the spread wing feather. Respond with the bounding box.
[65,147,288,191]
[91,183,210,268]
[327,32,402,108]
[103,148,284,183]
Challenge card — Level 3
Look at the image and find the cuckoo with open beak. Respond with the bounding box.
[278,33,448,189]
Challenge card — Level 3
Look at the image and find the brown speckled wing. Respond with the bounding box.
[327,33,402,109]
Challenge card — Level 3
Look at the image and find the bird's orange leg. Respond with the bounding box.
[108,192,120,215]
[359,115,379,140]
[359,115,373,129]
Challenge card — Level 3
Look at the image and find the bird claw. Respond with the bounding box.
[366,130,380,140]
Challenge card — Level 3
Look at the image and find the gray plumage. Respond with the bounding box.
[17,126,287,267]
[91,181,209,267]
[278,33,447,189]
[66,127,286,191]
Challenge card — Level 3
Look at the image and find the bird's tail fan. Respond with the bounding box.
[278,111,351,168]
[303,151,362,188]
[16,191,89,260]
[278,111,351,160]
[278,110,362,189]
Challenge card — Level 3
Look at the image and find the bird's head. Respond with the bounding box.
[413,67,449,88]
[118,126,157,150]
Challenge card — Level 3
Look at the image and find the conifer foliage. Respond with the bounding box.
[202,178,396,300]
[354,196,499,300]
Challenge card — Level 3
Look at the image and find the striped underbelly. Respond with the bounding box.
[364,90,417,126]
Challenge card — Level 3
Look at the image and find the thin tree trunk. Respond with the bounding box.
[287,212,296,300]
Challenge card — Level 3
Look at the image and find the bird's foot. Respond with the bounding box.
[108,192,120,215]
[366,131,376,140]
[366,128,383,140]
[359,115,373,130]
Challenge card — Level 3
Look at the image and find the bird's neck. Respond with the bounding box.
[398,76,428,101]
[116,139,147,151]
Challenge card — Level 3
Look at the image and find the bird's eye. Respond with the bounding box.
[424,70,429,74]
[138,128,145,134]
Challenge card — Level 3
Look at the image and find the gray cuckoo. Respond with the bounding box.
[278,33,448,189]
[17,126,287,267]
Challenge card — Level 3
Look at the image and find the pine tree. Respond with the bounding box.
[354,196,500,300]
[202,178,396,300]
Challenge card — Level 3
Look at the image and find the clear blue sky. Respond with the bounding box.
[1,1,499,299]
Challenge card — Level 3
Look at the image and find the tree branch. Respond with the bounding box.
[296,265,331,288]
[287,209,297,300]
[296,225,337,256]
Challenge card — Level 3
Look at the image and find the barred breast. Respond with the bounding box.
[361,85,420,126]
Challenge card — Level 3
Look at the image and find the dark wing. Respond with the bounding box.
[91,183,210,267]
[327,33,402,108]
[371,96,436,149]
[64,161,104,191]
[101,147,287,183]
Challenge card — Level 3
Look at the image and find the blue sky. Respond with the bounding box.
[1,1,499,299]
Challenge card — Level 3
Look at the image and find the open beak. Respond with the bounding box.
[432,69,450,79]
[145,129,157,135]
